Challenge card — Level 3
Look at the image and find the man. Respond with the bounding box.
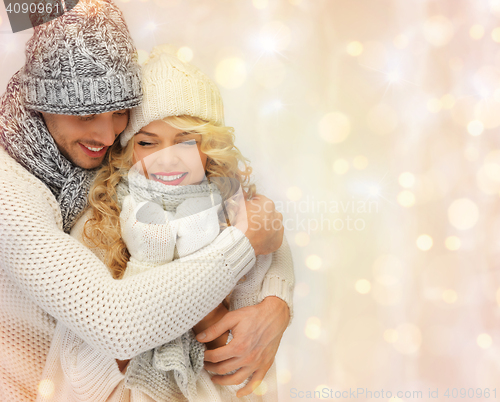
[0,0,294,400]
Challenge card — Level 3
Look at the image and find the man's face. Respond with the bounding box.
[41,110,129,169]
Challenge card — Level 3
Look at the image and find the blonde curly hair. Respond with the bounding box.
[83,115,256,279]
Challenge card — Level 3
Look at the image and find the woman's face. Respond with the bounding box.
[132,120,208,186]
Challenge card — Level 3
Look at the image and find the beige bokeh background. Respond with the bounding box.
[2,0,500,400]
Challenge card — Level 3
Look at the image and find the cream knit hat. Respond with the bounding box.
[121,45,224,146]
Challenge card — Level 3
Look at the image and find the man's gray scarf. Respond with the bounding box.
[0,71,94,233]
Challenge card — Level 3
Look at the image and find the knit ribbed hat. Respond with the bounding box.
[20,0,142,115]
[120,45,224,146]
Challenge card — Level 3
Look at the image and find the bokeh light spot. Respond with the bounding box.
[492,27,500,42]
[286,186,302,201]
[277,369,292,384]
[484,150,500,182]
[38,379,55,398]
[305,317,321,339]
[393,34,409,49]
[368,185,381,197]
[423,16,454,47]
[416,234,433,251]
[398,190,415,207]
[295,232,310,247]
[260,21,291,52]
[177,47,193,62]
[442,289,458,304]
[333,159,349,175]
[355,279,371,294]
[383,328,398,343]
[477,333,492,349]
[215,57,247,89]
[441,94,455,109]
[145,21,157,31]
[319,112,351,143]
[448,198,479,230]
[399,172,415,188]
[427,98,442,113]
[467,120,484,136]
[315,385,330,399]
[445,236,461,250]
[253,380,268,396]
[306,255,322,270]
[346,41,363,56]
[353,155,368,170]
[387,70,401,83]
[252,0,268,9]
[470,24,485,39]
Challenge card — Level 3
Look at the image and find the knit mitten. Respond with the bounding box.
[120,195,178,265]
[175,197,221,258]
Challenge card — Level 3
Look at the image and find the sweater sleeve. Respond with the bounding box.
[0,173,255,360]
[258,235,295,323]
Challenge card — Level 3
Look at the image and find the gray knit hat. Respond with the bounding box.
[20,0,142,115]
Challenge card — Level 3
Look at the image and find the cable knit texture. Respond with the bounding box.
[20,0,142,115]
[0,145,258,402]
[121,45,224,146]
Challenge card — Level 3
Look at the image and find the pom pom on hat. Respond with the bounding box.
[121,45,224,146]
[146,44,179,61]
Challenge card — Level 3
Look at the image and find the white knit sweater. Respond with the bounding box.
[0,146,292,402]
[37,175,294,402]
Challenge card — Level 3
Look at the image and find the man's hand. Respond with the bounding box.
[192,303,230,350]
[196,296,290,397]
[243,195,284,255]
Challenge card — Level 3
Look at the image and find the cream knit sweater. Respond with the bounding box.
[0,145,293,402]
[38,177,294,402]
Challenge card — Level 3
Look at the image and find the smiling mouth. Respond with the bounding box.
[84,145,104,152]
[79,143,108,157]
[150,172,188,185]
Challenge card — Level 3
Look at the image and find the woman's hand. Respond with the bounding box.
[196,296,290,397]
[192,303,230,350]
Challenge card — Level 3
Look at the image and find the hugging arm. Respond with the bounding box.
[199,227,295,396]
[0,173,256,360]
